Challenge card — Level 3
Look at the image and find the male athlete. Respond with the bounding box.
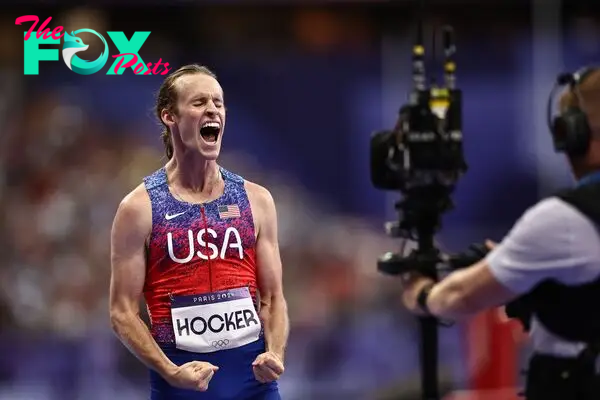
[400,67,600,399]
[109,64,288,400]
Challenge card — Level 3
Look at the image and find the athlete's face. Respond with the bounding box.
[171,73,226,160]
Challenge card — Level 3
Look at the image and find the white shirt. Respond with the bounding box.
[486,197,600,357]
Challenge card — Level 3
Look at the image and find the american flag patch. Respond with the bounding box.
[218,204,240,219]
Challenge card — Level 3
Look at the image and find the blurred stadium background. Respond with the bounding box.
[0,0,598,399]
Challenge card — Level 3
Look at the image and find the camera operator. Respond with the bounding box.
[401,67,600,400]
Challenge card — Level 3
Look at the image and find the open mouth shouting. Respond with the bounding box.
[199,121,221,144]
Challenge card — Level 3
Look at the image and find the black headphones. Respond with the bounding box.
[547,66,596,157]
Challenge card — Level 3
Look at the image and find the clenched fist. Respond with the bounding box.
[252,352,284,383]
[166,361,219,391]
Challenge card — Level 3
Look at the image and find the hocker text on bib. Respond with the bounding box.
[170,287,262,353]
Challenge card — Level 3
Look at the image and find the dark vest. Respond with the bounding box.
[506,182,600,344]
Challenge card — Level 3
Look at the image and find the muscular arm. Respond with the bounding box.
[425,260,515,320]
[109,186,177,379]
[249,183,289,361]
[404,198,596,320]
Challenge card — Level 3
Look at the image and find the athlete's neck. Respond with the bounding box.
[166,155,221,193]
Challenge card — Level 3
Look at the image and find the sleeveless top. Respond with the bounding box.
[142,166,258,345]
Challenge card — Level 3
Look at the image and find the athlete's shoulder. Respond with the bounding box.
[244,180,275,210]
[113,184,152,234]
[120,183,151,210]
[244,180,278,238]
[220,165,276,212]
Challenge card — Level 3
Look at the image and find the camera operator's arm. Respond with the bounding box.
[402,198,595,320]
[401,253,512,320]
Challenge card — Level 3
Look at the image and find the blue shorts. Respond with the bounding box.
[150,336,280,400]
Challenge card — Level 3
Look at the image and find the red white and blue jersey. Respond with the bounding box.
[143,166,258,345]
[142,166,279,400]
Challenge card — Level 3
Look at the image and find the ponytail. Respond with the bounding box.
[161,128,174,160]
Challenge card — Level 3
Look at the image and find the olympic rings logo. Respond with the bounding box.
[212,339,230,348]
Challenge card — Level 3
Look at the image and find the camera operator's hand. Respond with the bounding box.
[485,240,497,250]
[401,272,435,316]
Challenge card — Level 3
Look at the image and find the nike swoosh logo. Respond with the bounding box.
[165,211,187,221]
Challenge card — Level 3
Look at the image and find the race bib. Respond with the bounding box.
[170,287,262,353]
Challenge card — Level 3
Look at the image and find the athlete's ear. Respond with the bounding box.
[161,108,176,127]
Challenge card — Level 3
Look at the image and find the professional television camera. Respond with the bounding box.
[369,24,470,400]
[371,24,466,275]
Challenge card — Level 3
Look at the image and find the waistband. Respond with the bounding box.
[157,333,266,352]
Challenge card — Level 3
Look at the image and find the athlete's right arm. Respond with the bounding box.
[110,186,219,391]
[109,186,180,379]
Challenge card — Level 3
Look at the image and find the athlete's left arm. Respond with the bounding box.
[250,183,289,361]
